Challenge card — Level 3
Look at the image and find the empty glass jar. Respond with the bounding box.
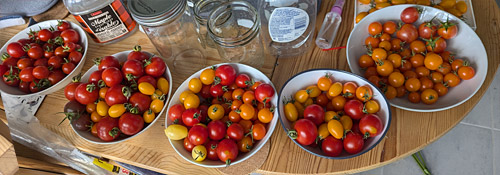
[128,0,206,79]
[194,0,226,49]
[207,0,264,68]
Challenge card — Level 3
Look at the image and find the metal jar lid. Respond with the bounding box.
[128,0,186,27]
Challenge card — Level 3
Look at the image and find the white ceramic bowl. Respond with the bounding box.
[347,5,488,112]
[279,69,391,159]
[71,51,172,144]
[0,20,89,97]
[165,63,279,168]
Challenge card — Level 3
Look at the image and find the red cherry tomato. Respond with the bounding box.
[68,51,82,64]
[303,104,325,126]
[18,81,30,93]
[137,75,157,88]
[64,82,81,101]
[182,108,203,127]
[63,42,76,52]
[2,68,20,87]
[322,136,343,157]
[208,120,227,141]
[48,56,63,69]
[205,140,219,160]
[54,46,68,58]
[57,21,71,31]
[344,132,364,154]
[397,24,418,43]
[127,45,149,61]
[418,21,437,39]
[184,137,195,152]
[215,65,236,86]
[118,113,144,135]
[2,57,19,68]
[129,92,151,113]
[62,62,76,74]
[344,100,364,120]
[37,29,53,42]
[32,66,49,79]
[291,119,318,146]
[105,84,130,106]
[188,125,208,145]
[96,56,120,71]
[75,83,99,105]
[217,139,238,165]
[33,58,48,67]
[168,104,185,124]
[102,67,123,87]
[122,59,144,80]
[88,70,102,84]
[254,83,275,104]
[96,116,120,142]
[227,123,244,141]
[19,67,35,82]
[400,7,419,24]
[359,114,383,137]
[235,73,251,88]
[60,29,80,44]
[6,42,26,58]
[144,56,166,77]
[47,70,65,85]
[210,84,224,97]
[16,58,33,70]
[27,46,44,59]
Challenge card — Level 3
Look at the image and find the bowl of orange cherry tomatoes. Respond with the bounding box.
[164,63,278,167]
[347,5,487,112]
[278,69,391,159]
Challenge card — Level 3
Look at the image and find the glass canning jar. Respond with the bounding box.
[207,0,264,68]
[128,0,206,79]
[194,0,227,49]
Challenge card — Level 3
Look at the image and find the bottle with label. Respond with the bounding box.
[63,0,138,44]
[259,0,317,57]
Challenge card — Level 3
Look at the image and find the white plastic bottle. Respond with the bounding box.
[259,0,317,57]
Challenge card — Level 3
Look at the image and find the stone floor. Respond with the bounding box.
[354,69,500,175]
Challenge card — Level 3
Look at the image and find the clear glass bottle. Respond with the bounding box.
[128,0,206,80]
[63,0,138,44]
[208,1,264,68]
[316,0,344,49]
[194,0,227,49]
[259,0,317,57]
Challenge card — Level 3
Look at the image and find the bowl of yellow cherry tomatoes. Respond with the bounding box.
[164,63,278,167]
[354,0,476,30]
[279,69,391,159]
[347,5,487,112]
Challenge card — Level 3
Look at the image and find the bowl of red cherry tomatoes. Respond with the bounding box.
[0,20,88,97]
[279,69,391,159]
[346,5,487,112]
[164,63,278,167]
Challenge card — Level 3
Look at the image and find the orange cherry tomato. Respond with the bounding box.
[458,66,475,80]
[316,93,330,107]
[99,87,108,99]
[364,66,378,78]
[410,40,426,53]
[355,85,373,102]
[356,12,368,23]
[384,85,397,99]
[331,96,346,111]
[376,60,394,76]
[403,70,418,79]
[242,91,255,104]
[440,51,455,63]
[388,72,405,87]
[383,21,397,34]
[229,110,241,122]
[368,22,383,36]
[379,41,392,51]
[444,73,461,87]
[250,81,262,91]
[421,89,439,104]
[317,76,333,91]
[365,36,380,48]
[372,48,388,61]
[388,53,402,68]
[396,86,407,97]
[359,54,375,68]
[400,59,413,72]
[451,59,464,71]
[437,62,452,75]
[408,92,421,103]
[231,100,243,111]
[380,33,392,42]
[434,83,449,96]
[232,88,244,100]
[239,103,255,120]
[306,85,321,98]
[430,72,444,83]
[368,75,382,88]
[415,66,430,78]
[258,108,273,123]
[410,54,425,68]
[424,53,443,70]
[342,82,358,98]
[391,38,403,51]
[252,123,266,141]
[405,78,421,92]
[419,77,434,91]
[239,120,253,133]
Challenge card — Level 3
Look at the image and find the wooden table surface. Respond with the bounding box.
[1,0,500,174]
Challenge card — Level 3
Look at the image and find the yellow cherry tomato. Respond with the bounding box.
[456,1,467,14]
[375,2,391,9]
[328,82,343,97]
[143,109,155,123]
[151,99,165,113]
[293,101,305,118]
[96,100,109,117]
[139,82,155,95]
[318,123,330,140]
[151,89,164,100]
[324,111,339,123]
[157,77,169,94]
[368,8,377,14]
[86,103,96,113]
[327,120,344,139]
[391,0,407,5]
[165,124,188,140]
[306,85,321,98]
[294,89,310,103]
[91,111,102,123]
[188,78,202,93]
[208,104,224,120]
[339,115,353,130]
[200,68,215,85]
[439,0,456,9]
[284,102,298,122]
[238,103,255,120]
[192,145,207,162]
[364,100,380,114]
[317,76,333,91]
[184,93,199,109]
[99,87,108,99]
[108,104,126,118]
[258,107,273,123]
[179,90,193,104]
[303,98,314,107]
[356,12,368,23]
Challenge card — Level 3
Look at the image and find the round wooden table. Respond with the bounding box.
[0,0,499,174]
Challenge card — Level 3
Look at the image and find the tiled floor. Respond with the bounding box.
[354,69,500,175]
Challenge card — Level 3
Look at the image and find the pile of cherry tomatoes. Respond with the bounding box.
[62,46,169,142]
[356,0,469,23]
[284,75,384,156]
[165,64,276,165]
[1,20,83,93]
[358,6,475,104]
